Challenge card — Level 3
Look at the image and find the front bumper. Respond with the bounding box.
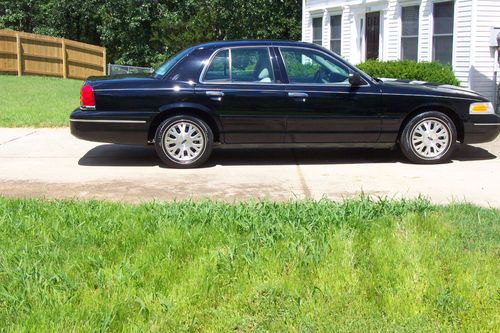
[70,109,152,144]
[463,114,500,144]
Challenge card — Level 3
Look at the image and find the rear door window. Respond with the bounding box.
[231,48,274,83]
[203,47,274,83]
[204,49,230,82]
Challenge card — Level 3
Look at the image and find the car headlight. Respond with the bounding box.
[469,102,494,114]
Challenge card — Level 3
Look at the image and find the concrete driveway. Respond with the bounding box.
[0,128,499,207]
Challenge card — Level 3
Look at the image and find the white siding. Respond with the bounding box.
[453,0,473,88]
[302,0,500,100]
[385,0,401,60]
[469,0,500,101]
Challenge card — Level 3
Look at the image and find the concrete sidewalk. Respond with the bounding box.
[0,128,499,206]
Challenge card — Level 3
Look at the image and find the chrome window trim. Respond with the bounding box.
[199,46,276,85]
[70,119,147,124]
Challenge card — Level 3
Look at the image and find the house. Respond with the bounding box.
[302,0,500,103]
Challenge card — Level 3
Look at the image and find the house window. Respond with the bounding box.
[330,15,342,54]
[312,17,323,45]
[401,5,419,61]
[433,1,454,64]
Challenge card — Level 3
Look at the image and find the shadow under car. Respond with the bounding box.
[77,143,497,168]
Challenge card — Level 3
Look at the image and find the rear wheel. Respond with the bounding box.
[400,111,457,164]
[154,115,213,168]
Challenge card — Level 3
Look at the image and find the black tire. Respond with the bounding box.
[400,111,457,164]
[154,115,213,168]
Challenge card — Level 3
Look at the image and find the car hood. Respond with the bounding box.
[379,78,487,101]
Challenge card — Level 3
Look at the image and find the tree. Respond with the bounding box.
[0,0,302,67]
[152,0,301,65]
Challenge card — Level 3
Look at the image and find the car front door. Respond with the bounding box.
[195,46,289,144]
[277,47,382,144]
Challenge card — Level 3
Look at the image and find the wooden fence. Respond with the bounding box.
[0,29,106,80]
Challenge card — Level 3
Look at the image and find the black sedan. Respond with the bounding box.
[70,40,500,168]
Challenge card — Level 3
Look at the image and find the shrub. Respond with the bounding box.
[357,60,460,86]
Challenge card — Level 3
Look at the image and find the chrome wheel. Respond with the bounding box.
[410,117,451,160]
[163,120,206,163]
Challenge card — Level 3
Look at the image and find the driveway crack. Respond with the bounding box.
[291,149,312,199]
[0,130,37,145]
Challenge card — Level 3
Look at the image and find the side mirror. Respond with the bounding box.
[349,72,363,86]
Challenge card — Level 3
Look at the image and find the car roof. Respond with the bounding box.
[194,40,322,50]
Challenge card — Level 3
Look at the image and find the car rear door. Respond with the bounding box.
[277,47,382,144]
[195,46,289,144]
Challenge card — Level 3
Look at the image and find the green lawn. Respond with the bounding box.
[0,75,82,127]
[0,197,498,332]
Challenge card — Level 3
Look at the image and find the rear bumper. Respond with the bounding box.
[463,114,500,144]
[70,109,152,144]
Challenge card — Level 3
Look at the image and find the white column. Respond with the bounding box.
[323,9,330,49]
[341,5,352,60]
[302,0,312,42]
[384,0,401,61]
[418,0,433,62]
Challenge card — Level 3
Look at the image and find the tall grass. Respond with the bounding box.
[0,75,82,127]
[0,196,498,331]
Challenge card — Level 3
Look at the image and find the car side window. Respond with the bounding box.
[279,47,349,84]
[231,48,274,83]
[203,47,274,83]
[204,49,230,82]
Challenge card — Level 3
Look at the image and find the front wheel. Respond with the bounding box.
[154,115,213,168]
[400,111,457,164]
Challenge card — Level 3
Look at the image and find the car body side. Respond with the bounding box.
[70,41,500,147]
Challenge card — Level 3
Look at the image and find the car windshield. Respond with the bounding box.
[153,47,194,78]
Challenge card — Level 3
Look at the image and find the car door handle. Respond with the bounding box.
[206,91,224,97]
[288,92,308,98]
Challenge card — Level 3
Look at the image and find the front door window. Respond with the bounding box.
[279,47,349,84]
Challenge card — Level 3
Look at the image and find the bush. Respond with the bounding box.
[357,60,460,86]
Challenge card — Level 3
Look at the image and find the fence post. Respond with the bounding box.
[16,32,22,76]
[61,39,67,79]
[103,48,107,75]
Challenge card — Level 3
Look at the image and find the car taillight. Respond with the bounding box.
[80,84,95,110]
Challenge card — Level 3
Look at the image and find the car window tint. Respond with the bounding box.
[231,48,274,83]
[204,49,230,82]
[154,47,194,78]
[280,48,348,84]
